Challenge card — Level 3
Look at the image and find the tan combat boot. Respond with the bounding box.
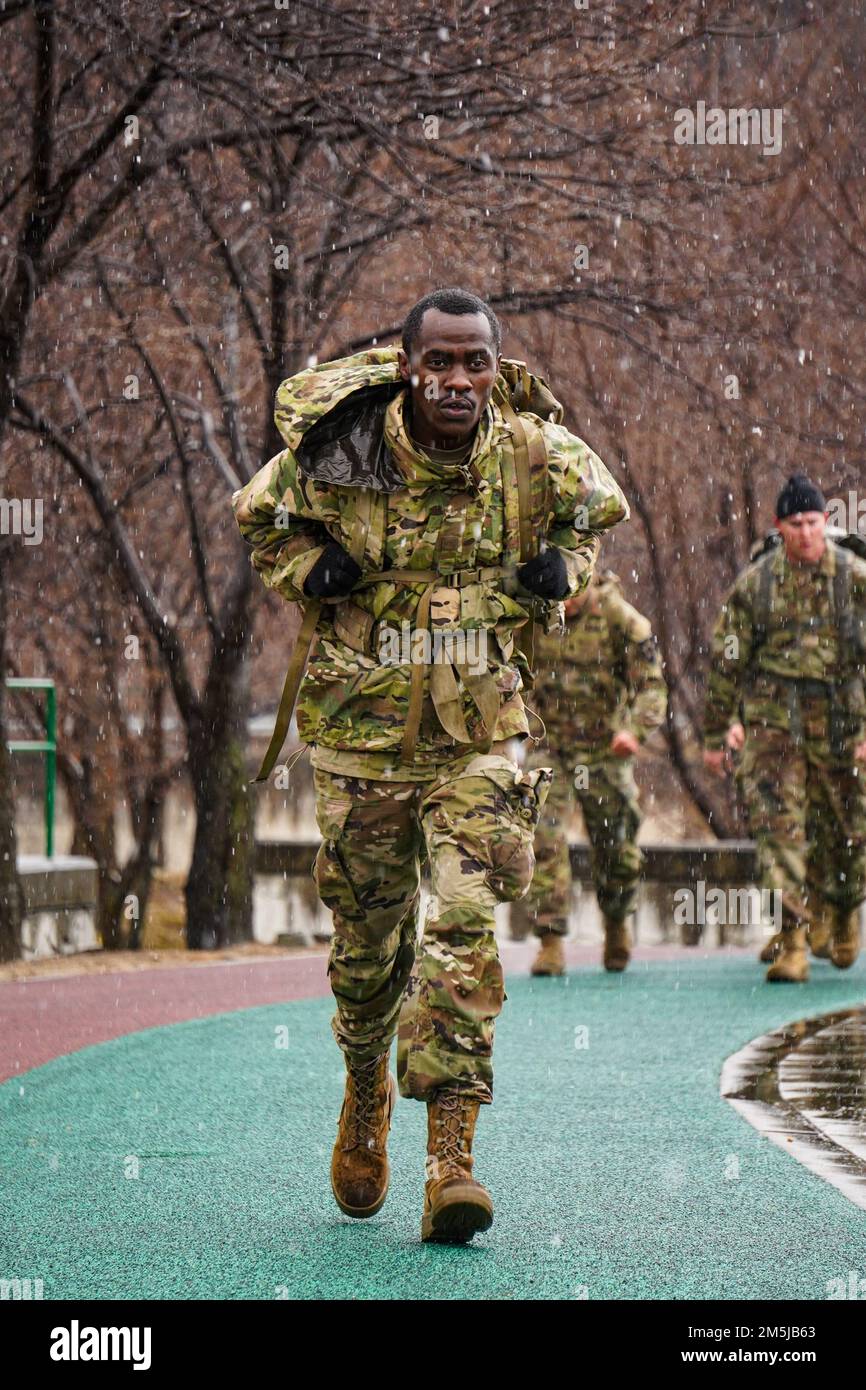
[766,924,809,983]
[421,1089,494,1245]
[508,900,533,942]
[830,907,861,970]
[531,931,566,976]
[805,891,833,959]
[331,1051,396,1218]
[603,915,632,972]
[758,931,784,964]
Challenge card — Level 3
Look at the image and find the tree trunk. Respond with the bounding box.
[68,753,126,949]
[96,873,126,950]
[100,856,156,951]
[665,703,738,840]
[185,644,254,950]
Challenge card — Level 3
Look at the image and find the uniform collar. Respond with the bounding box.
[385,391,495,491]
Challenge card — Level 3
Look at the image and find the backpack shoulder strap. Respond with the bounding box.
[833,542,854,654]
[496,396,538,563]
[496,394,549,566]
[253,600,321,783]
[344,486,387,569]
[752,549,776,653]
[494,381,554,685]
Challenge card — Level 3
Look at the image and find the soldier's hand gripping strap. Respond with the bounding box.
[303,541,361,598]
[517,548,569,599]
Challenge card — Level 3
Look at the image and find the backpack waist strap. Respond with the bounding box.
[253,565,520,782]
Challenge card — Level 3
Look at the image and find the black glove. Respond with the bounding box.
[517,547,569,600]
[303,541,361,598]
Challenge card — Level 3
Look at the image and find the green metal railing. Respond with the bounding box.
[5,677,56,858]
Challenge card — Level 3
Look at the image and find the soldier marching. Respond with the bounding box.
[514,568,666,975]
[703,474,866,982]
[233,288,628,1243]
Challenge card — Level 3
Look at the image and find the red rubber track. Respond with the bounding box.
[0,941,747,1083]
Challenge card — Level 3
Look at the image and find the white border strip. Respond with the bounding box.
[722,1010,866,1213]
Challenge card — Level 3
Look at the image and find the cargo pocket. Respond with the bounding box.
[332,601,375,655]
[485,765,553,902]
[313,791,363,921]
[425,756,553,905]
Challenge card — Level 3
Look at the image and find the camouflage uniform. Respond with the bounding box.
[514,572,666,938]
[704,539,866,925]
[233,349,628,1103]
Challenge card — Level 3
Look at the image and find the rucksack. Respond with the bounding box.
[254,359,562,781]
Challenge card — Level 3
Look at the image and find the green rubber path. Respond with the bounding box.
[2,955,866,1300]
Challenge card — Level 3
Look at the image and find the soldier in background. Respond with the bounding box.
[514,569,666,975]
[703,474,866,983]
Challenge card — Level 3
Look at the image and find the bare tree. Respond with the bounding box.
[5,0,864,966]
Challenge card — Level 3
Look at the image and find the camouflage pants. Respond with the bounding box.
[313,750,550,1105]
[514,750,642,936]
[737,727,866,920]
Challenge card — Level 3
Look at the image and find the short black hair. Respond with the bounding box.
[401,287,501,358]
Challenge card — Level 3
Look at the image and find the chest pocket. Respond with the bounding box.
[767,586,835,670]
[380,494,442,571]
[436,491,486,574]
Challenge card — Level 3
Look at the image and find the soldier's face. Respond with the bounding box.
[398,309,499,448]
[775,510,828,565]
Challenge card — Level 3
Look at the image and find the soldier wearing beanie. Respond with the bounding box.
[775,473,827,520]
[703,474,866,982]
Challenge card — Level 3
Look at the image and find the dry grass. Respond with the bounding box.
[141,870,187,950]
[0,938,323,983]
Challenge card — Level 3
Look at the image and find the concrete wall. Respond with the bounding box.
[18,855,99,959]
[253,839,789,950]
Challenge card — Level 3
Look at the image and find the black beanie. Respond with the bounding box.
[775,474,826,520]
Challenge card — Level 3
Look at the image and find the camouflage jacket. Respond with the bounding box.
[704,539,866,749]
[232,349,629,775]
[530,571,666,758]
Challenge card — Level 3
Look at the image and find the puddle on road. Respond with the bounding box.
[778,1013,866,1164]
[722,1007,866,1210]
